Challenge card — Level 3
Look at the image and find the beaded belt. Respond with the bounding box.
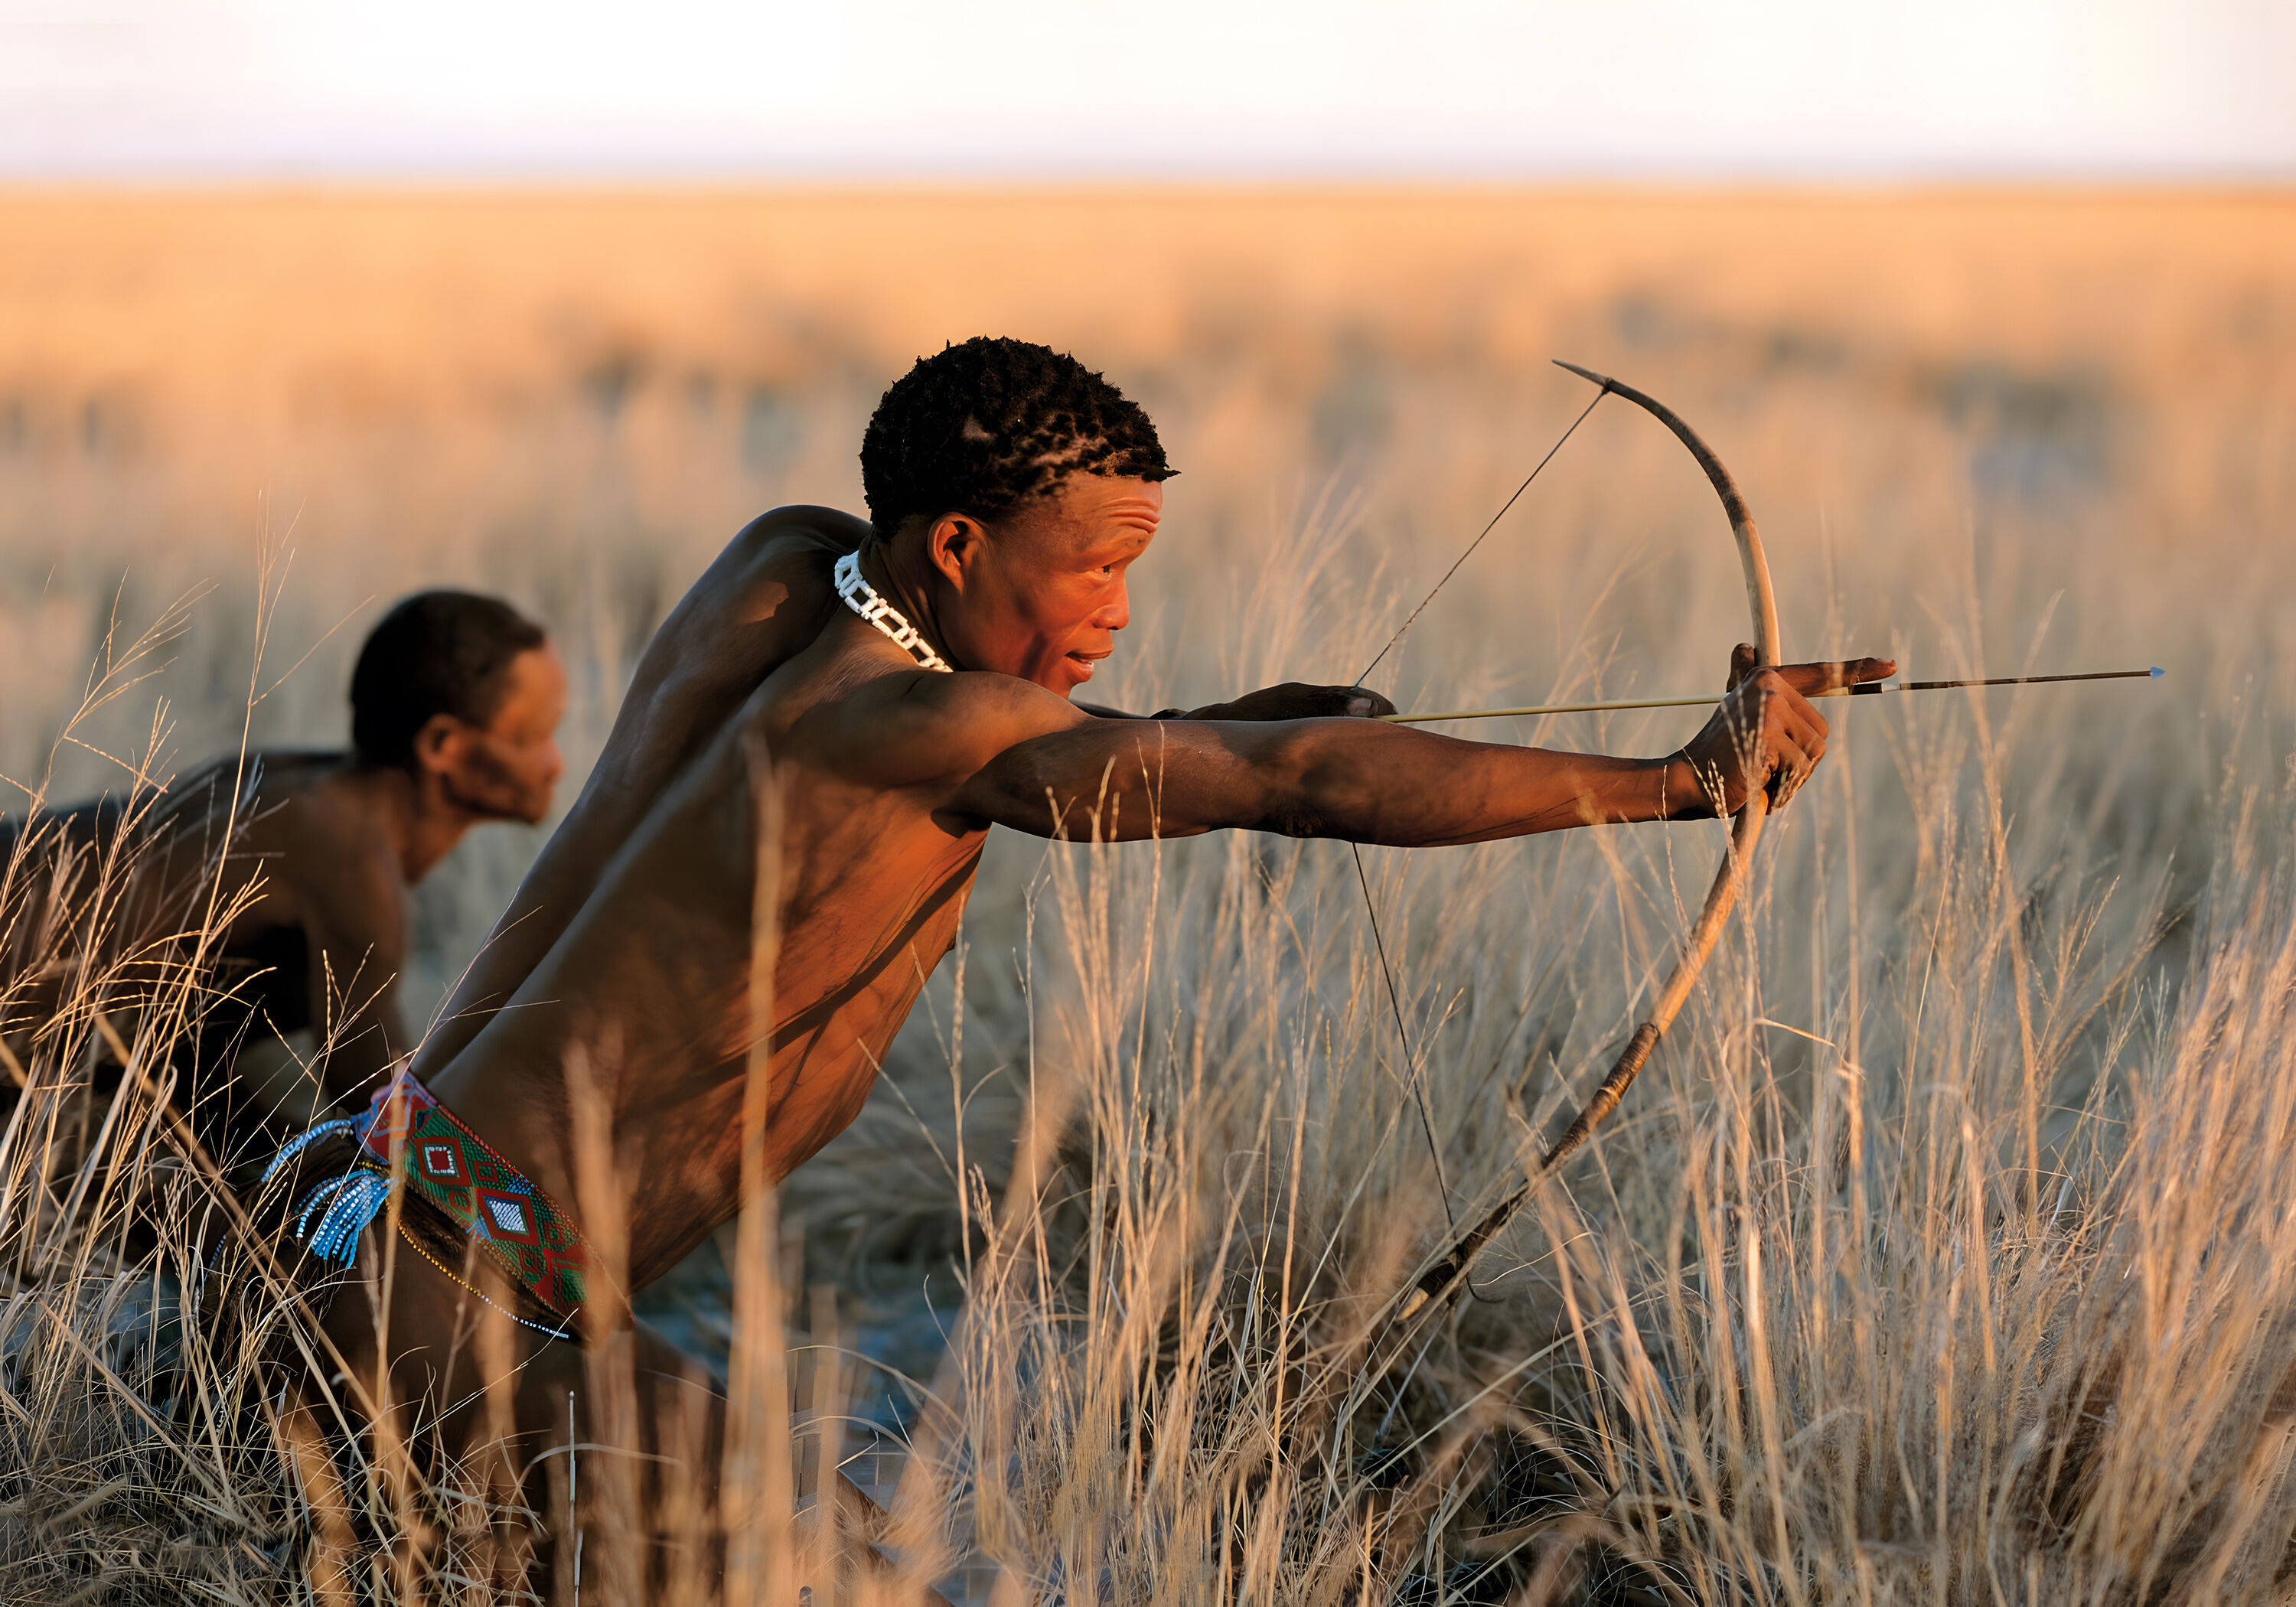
[263,1069,592,1336]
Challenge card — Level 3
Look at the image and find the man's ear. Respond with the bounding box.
[925,513,985,592]
[410,713,471,778]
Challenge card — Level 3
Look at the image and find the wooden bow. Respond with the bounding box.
[1379,359,1784,1324]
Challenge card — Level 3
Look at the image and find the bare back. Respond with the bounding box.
[423,518,1006,1286]
[409,509,866,1084]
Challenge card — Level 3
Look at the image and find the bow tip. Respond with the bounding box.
[1552,358,1616,391]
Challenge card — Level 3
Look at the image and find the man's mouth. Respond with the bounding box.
[1067,649,1110,678]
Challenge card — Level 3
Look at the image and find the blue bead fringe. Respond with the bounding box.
[303,1170,393,1264]
[262,1114,390,1266]
[259,1116,360,1185]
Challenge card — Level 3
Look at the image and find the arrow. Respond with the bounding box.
[1379,667,2163,725]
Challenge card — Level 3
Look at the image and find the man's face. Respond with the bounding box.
[937,475,1160,695]
[434,643,569,824]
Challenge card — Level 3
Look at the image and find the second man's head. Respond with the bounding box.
[351,590,567,824]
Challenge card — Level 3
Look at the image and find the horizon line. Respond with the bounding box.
[4,168,2292,194]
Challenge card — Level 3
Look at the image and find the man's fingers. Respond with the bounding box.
[1776,655,1899,696]
[1815,654,1896,691]
[1773,691,1827,784]
[1695,660,1851,814]
[1772,701,1825,761]
[1208,682,1396,720]
[1721,668,1828,811]
[1766,768,1804,810]
[1731,667,1829,739]
[1785,683,1830,747]
[1728,650,1896,699]
[1764,734,1820,810]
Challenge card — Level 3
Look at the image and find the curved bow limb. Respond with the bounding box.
[1386,360,1786,1324]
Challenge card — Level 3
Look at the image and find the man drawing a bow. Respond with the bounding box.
[274,335,1890,1594]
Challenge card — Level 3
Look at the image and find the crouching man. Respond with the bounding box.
[5,591,566,1162]
[269,337,1890,1596]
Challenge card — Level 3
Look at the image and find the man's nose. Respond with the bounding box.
[1094,580,1130,632]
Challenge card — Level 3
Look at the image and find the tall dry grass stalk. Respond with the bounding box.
[0,587,315,1599]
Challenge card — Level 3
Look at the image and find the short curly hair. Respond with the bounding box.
[859,337,1175,538]
[350,591,549,772]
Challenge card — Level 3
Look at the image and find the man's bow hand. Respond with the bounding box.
[1164,683,1398,722]
[1668,645,1896,816]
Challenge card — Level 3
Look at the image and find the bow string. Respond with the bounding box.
[1352,359,1785,1326]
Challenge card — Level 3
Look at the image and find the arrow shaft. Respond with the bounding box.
[1383,694,1716,722]
[1380,667,2161,725]
[1891,669,2160,691]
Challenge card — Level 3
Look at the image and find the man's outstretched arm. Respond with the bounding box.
[955,714,1678,845]
[943,655,1888,846]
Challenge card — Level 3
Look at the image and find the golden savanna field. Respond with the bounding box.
[3,191,2295,1601]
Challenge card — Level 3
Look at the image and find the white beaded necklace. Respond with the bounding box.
[833,550,952,673]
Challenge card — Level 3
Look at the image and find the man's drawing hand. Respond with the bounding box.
[1179,682,1397,722]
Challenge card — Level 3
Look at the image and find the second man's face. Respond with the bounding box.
[458,643,569,824]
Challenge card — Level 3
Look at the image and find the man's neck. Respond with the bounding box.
[357,764,475,884]
[858,538,962,671]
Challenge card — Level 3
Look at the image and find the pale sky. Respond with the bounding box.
[3,0,2291,181]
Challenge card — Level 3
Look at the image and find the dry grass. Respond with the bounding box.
[2,190,2295,1602]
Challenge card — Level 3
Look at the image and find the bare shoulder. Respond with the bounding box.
[784,661,1090,794]
[128,753,393,929]
[617,508,865,718]
[674,506,868,633]
[591,507,874,791]
[721,504,872,569]
[261,768,405,916]
[129,749,335,855]
[251,764,386,867]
